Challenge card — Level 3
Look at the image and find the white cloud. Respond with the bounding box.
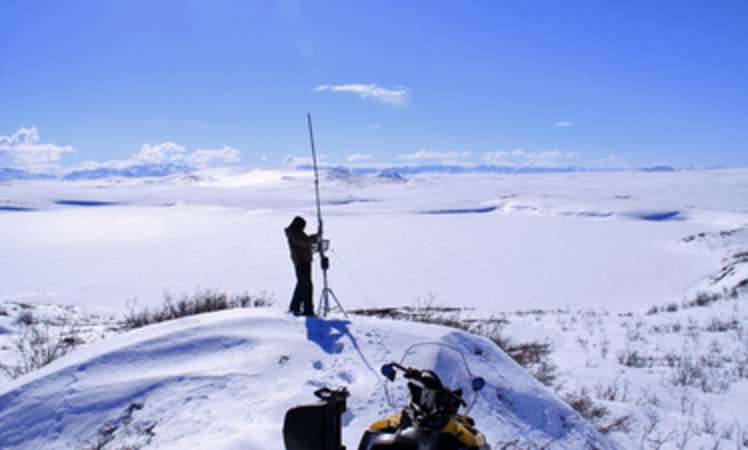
[132,142,241,168]
[73,141,242,172]
[314,84,408,107]
[0,127,73,169]
[346,153,373,162]
[482,150,514,166]
[186,146,241,167]
[514,149,561,160]
[369,124,381,129]
[483,149,580,167]
[397,150,471,161]
[484,150,508,160]
[593,154,628,167]
[554,121,575,128]
[134,142,186,163]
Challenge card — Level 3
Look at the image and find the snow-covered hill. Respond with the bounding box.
[0,309,612,449]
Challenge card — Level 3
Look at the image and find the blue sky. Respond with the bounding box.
[1,0,747,170]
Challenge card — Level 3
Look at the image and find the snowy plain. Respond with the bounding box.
[1,168,748,449]
[2,169,745,314]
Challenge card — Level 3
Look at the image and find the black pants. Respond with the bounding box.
[290,262,313,315]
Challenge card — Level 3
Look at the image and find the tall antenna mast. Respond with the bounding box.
[307,113,324,237]
[307,113,347,318]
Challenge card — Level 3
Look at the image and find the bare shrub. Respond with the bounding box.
[563,387,608,427]
[623,318,647,342]
[78,401,154,450]
[676,390,695,417]
[0,316,80,379]
[506,341,552,367]
[16,310,35,326]
[650,321,682,334]
[733,422,748,449]
[458,314,557,386]
[351,303,558,387]
[699,406,718,436]
[669,352,704,388]
[731,278,748,298]
[594,374,629,402]
[706,317,740,333]
[598,414,634,435]
[646,302,681,315]
[493,439,558,449]
[467,321,557,387]
[529,360,558,387]
[736,348,748,379]
[674,422,694,450]
[639,409,677,450]
[684,292,722,309]
[78,435,109,450]
[563,385,633,436]
[616,348,651,368]
[666,347,735,394]
[599,336,610,360]
[123,290,274,330]
[649,291,726,315]
[635,388,662,410]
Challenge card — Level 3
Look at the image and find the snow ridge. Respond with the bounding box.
[0,309,612,449]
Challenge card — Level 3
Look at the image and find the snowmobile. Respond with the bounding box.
[283,342,491,450]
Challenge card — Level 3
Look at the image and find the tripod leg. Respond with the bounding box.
[317,288,329,317]
[327,289,348,318]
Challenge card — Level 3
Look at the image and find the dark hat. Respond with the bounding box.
[289,216,306,230]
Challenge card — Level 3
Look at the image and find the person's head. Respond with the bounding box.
[289,216,306,231]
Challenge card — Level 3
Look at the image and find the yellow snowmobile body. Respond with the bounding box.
[283,342,490,450]
[359,411,490,450]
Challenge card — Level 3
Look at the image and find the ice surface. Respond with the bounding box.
[2,169,746,313]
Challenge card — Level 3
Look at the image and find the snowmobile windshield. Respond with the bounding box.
[384,342,481,414]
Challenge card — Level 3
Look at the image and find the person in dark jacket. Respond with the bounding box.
[285,216,319,316]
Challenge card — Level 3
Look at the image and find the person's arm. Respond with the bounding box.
[287,230,318,247]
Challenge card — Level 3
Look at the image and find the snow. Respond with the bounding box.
[2,168,748,449]
[508,296,748,449]
[0,309,611,449]
[2,169,745,314]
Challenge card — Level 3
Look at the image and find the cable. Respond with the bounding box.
[330,248,379,310]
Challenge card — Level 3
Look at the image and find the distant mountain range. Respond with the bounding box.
[62,163,192,180]
[0,167,55,182]
[0,163,697,183]
[299,163,682,176]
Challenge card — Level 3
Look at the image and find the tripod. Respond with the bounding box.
[317,253,347,318]
[307,113,348,319]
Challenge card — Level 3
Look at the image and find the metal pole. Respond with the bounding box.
[307,113,330,316]
[307,113,324,237]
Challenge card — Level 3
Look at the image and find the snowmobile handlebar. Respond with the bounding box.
[313,386,350,402]
[381,363,467,407]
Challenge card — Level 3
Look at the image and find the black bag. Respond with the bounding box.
[283,387,349,450]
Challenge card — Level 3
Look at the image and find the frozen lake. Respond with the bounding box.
[1,169,746,314]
